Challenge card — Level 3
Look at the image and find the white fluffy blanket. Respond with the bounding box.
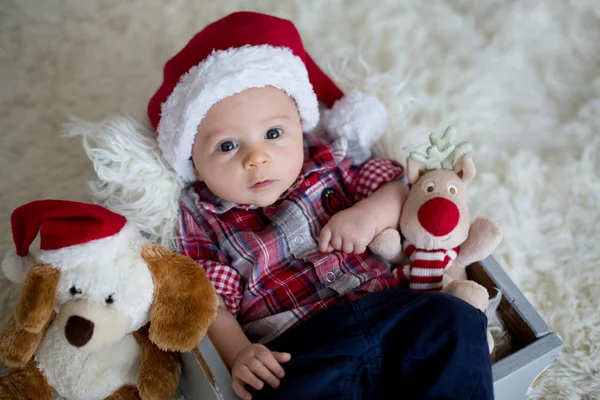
[1,1,599,398]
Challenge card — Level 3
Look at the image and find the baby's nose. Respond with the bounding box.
[243,149,270,169]
[417,197,460,237]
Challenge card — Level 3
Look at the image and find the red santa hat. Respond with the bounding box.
[2,199,128,283]
[147,11,388,182]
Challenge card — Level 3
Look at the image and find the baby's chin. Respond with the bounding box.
[215,178,297,207]
[244,192,285,208]
[218,189,283,208]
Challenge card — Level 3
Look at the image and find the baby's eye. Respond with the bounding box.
[218,140,238,152]
[265,128,282,139]
[69,286,82,296]
[105,294,115,305]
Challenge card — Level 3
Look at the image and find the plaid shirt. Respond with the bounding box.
[179,133,406,343]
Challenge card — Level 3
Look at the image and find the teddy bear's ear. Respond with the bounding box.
[142,244,218,352]
[0,313,54,368]
[14,263,60,334]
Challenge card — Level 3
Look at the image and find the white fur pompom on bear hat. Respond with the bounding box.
[2,250,36,283]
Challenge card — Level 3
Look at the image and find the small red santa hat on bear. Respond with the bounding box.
[147,11,388,182]
[2,199,128,283]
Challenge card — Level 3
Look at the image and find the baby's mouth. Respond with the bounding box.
[250,180,276,190]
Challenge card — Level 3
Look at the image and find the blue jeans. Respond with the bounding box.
[250,289,493,400]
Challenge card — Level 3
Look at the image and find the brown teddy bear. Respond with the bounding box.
[0,199,218,400]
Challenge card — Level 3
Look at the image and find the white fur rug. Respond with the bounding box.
[1,0,599,398]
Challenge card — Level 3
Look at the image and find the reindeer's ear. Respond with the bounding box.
[14,264,59,333]
[142,244,218,352]
[406,157,426,185]
[454,154,476,184]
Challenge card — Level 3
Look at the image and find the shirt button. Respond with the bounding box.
[326,271,336,283]
[294,236,303,245]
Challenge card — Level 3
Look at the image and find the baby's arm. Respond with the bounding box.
[209,301,291,400]
[319,180,408,253]
[178,204,290,400]
[354,179,409,231]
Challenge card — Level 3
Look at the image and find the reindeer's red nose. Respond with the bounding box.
[417,197,460,237]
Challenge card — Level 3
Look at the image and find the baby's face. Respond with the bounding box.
[191,86,305,207]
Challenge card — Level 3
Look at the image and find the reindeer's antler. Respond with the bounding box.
[409,125,472,171]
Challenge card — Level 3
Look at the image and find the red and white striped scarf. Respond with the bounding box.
[393,240,459,291]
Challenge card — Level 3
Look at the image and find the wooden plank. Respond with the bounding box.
[179,350,221,400]
[492,333,563,399]
[468,261,537,354]
[477,256,550,338]
[179,336,241,399]
[198,335,239,399]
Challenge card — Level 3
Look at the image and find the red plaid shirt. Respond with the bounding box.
[179,133,406,343]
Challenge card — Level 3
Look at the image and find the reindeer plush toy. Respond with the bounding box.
[0,199,218,400]
[369,126,503,351]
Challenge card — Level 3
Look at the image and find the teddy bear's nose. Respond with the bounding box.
[65,315,95,347]
[418,197,460,237]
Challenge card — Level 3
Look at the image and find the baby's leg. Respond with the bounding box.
[248,300,371,400]
[368,290,493,399]
[249,289,492,400]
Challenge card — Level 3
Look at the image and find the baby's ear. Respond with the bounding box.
[190,157,204,182]
[142,244,218,352]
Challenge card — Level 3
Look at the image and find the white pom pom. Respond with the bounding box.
[2,250,35,283]
[322,91,388,159]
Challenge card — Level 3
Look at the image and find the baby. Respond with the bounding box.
[144,11,493,400]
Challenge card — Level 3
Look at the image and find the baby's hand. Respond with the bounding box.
[231,343,291,400]
[319,205,379,254]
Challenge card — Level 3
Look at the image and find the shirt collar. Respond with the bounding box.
[193,133,348,214]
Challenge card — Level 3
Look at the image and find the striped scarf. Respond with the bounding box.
[393,240,459,291]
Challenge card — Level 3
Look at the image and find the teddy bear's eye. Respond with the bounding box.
[69,286,82,296]
[105,294,115,305]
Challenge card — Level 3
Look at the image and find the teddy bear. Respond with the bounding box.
[0,199,218,400]
[368,126,503,351]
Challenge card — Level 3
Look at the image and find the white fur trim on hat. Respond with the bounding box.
[2,250,36,283]
[323,91,388,164]
[39,222,144,271]
[157,44,320,182]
